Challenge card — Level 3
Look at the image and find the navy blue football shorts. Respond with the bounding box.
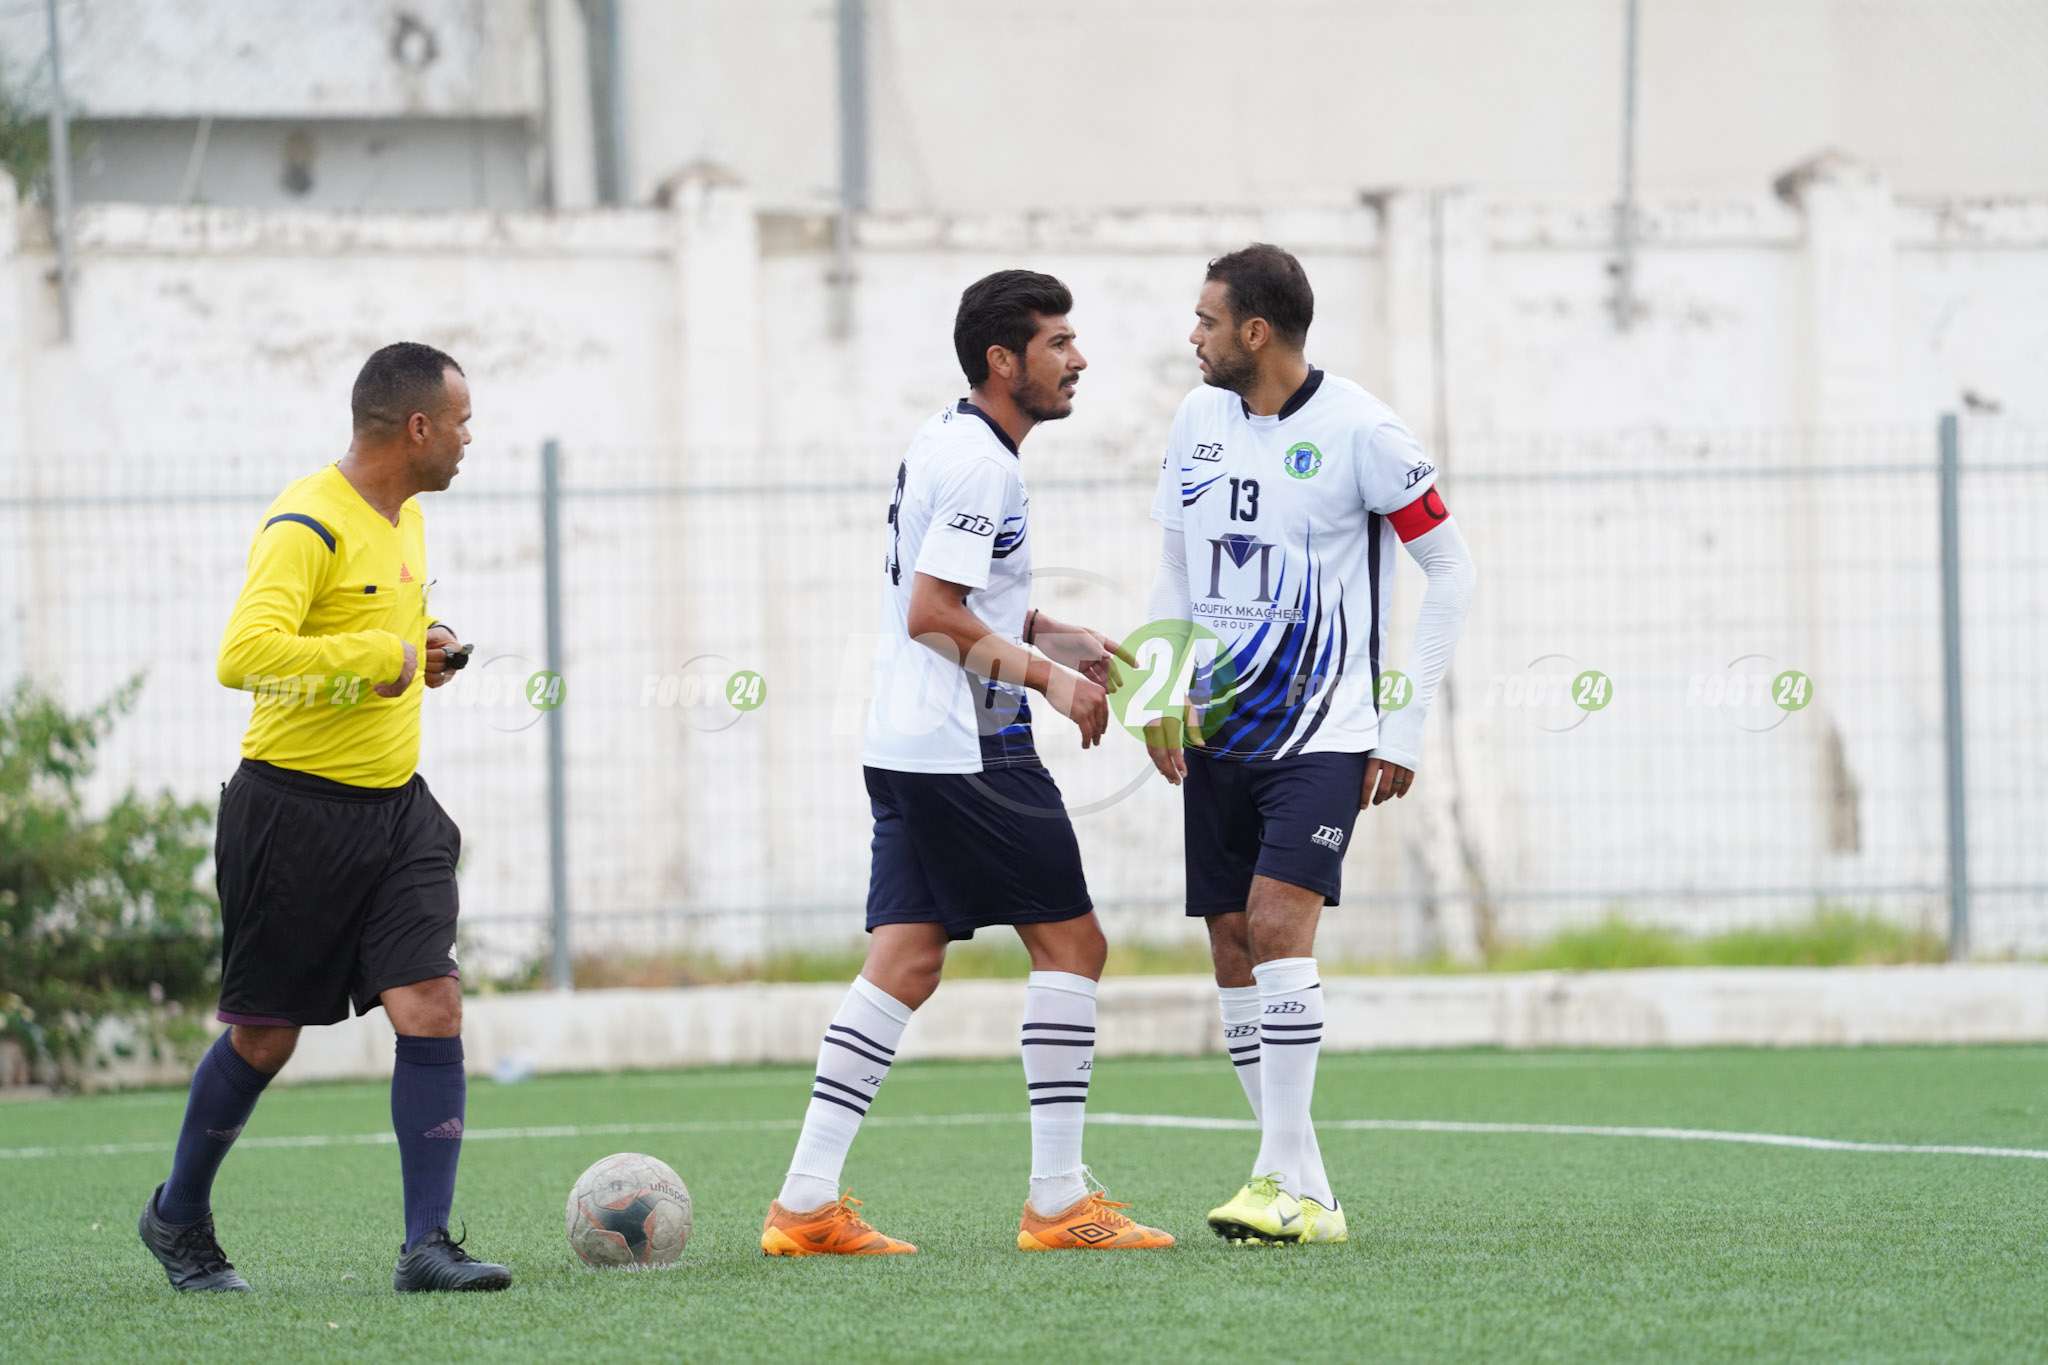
[1182,747,1370,916]
[863,765,1093,941]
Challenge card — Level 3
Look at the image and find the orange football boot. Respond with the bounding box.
[761,1193,917,1256]
[1017,1191,1176,1251]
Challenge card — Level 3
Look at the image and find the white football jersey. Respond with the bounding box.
[1150,370,1441,761]
[862,399,1038,774]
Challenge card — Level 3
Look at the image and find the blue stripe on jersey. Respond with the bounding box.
[1217,557,1321,756]
[1182,474,1225,507]
[978,692,1040,769]
[263,512,336,552]
[1193,558,1283,711]
[1204,528,1348,760]
[993,513,1028,560]
[1282,591,1349,758]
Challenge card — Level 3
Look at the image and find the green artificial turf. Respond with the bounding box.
[4,1046,2046,1361]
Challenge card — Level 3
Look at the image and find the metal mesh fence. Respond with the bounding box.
[5,418,2044,977]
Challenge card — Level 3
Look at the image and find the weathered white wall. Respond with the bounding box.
[4,166,2046,969]
[621,0,2048,211]
[9,1,2043,214]
[0,0,541,118]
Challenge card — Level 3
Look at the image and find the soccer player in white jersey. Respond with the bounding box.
[1143,244,1477,1245]
[762,270,1174,1256]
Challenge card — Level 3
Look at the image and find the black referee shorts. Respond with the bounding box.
[214,759,461,1028]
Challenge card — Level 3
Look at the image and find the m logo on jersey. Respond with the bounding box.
[1192,442,1226,463]
[1206,533,1278,603]
[1283,441,1324,480]
[947,513,996,536]
[1311,825,1345,852]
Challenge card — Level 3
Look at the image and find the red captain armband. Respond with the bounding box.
[1388,487,1451,542]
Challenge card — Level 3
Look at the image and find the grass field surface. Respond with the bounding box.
[5,1045,2046,1361]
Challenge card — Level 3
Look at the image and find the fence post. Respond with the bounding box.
[1938,413,1969,961]
[542,439,572,990]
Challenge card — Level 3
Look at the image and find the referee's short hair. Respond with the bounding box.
[954,271,1073,387]
[351,342,464,433]
[1206,244,1314,350]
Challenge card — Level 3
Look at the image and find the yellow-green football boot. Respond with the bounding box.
[1297,1196,1348,1244]
[1206,1174,1303,1245]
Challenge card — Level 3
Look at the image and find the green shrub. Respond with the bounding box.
[0,679,216,1088]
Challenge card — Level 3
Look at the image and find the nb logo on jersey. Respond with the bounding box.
[863,1075,887,1086]
[1405,461,1436,489]
[1311,825,1345,851]
[948,513,996,536]
[1206,533,1278,603]
[1265,1000,1307,1015]
[1192,442,1225,463]
[1224,1024,1256,1039]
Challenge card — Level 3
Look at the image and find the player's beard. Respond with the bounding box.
[1200,340,1257,395]
[1012,371,1075,423]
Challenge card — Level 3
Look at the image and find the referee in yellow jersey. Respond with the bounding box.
[138,343,510,1294]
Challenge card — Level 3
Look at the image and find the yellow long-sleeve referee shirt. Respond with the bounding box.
[217,464,434,789]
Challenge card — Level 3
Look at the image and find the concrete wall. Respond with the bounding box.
[4,166,2047,968]
[0,0,541,118]
[618,0,2048,212]
[7,2,2046,214]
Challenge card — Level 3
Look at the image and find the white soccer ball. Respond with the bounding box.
[565,1152,693,1269]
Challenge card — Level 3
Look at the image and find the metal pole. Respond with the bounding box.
[1611,0,1640,331]
[533,0,556,208]
[601,0,627,202]
[583,0,627,204]
[1938,413,1969,960]
[831,0,868,338]
[43,0,74,342]
[542,440,573,990]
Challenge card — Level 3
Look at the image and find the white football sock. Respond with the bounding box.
[1223,982,1334,1207]
[1250,957,1323,1199]
[1021,970,1097,1216]
[778,975,911,1212]
[1219,984,1264,1116]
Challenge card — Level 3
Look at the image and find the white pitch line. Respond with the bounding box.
[1090,1113,2048,1161]
[0,1112,1010,1161]
[6,1110,2047,1164]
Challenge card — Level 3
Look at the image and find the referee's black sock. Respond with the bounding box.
[159,1032,273,1223]
[391,1034,466,1249]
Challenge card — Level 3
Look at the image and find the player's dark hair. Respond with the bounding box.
[953,270,1073,387]
[1206,243,1314,350]
[351,342,463,432]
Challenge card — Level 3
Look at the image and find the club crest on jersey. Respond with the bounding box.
[1283,441,1323,480]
